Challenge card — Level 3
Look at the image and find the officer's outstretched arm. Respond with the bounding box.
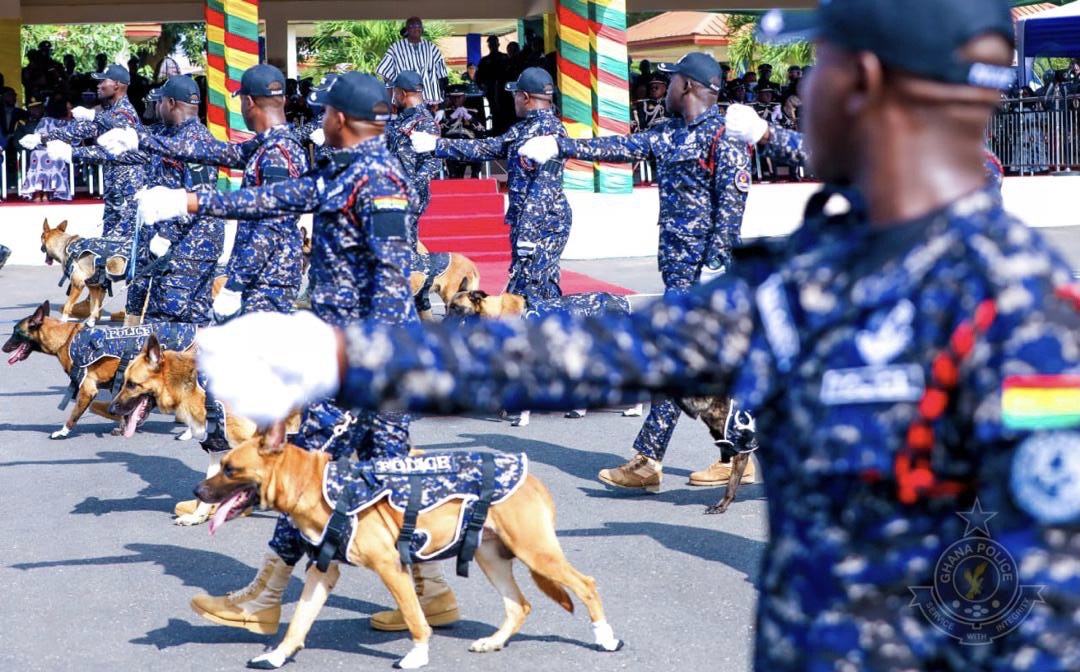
[196,176,320,220]
[555,129,656,163]
[336,277,754,414]
[74,144,149,166]
[140,129,250,169]
[435,135,508,161]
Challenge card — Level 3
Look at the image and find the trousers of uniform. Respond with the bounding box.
[144,258,217,325]
[103,191,139,240]
[633,257,700,462]
[506,225,570,301]
[125,236,154,317]
[231,226,303,316]
[268,400,411,565]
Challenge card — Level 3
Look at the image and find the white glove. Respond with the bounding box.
[519,136,559,164]
[212,287,243,321]
[72,106,96,122]
[699,262,727,285]
[309,128,326,146]
[410,131,438,153]
[724,104,769,144]
[45,140,73,163]
[149,234,172,259]
[97,127,140,155]
[516,240,537,258]
[19,133,42,151]
[135,187,189,225]
[450,107,472,121]
[196,311,341,426]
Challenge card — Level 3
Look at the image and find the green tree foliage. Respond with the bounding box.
[21,24,128,71]
[145,23,207,71]
[307,20,452,80]
[725,13,814,74]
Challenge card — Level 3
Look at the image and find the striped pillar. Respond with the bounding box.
[205,0,260,189]
[589,0,632,194]
[555,0,595,191]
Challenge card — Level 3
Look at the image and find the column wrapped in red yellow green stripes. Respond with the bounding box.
[556,0,595,191]
[589,0,632,194]
[205,0,260,189]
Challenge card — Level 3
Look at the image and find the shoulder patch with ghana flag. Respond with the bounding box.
[371,194,410,240]
[1001,375,1080,430]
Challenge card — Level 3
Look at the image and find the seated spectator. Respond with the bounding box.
[18,95,72,202]
[754,86,783,125]
[463,62,478,84]
[439,84,485,179]
[631,73,669,133]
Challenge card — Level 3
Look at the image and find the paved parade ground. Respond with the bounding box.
[0,262,764,672]
[2,224,1078,672]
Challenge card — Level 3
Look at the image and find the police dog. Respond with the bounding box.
[107,334,300,525]
[445,281,644,426]
[40,219,118,326]
[410,241,481,320]
[195,428,622,670]
[3,301,123,438]
[675,397,754,515]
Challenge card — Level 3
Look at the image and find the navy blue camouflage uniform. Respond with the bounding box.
[435,108,571,302]
[332,179,1080,670]
[103,118,224,323]
[45,97,146,241]
[138,124,308,315]
[556,104,752,461]
[196,135,417,565]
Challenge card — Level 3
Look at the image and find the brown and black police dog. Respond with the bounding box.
[195,428,623,670]
[3,301,123,439]
[409,241,481,320]
[40,219,120,326]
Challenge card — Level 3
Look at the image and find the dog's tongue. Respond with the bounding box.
[122,398,148,438]
[209,490,247,536]
[7,343,30,365]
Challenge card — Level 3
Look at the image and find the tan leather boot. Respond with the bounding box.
[190,552,293,634]
[688,458,757,487]
[370,562,460,632]
[598,453,662,493]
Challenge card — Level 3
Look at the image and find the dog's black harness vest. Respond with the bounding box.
[60,238,129,296]
[61,322,197,409]
[310,451,526,577]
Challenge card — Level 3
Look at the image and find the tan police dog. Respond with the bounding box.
[409,241,481,320]
[3,301,124,438]
[40,219,121,326]
[445,280,644,426]
[107,334,301,525]
[194,427,623,670]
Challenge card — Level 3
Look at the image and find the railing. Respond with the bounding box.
[989,94,1080,175]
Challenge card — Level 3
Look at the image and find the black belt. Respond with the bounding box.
[456,452,495,578]
[396,474,424,567]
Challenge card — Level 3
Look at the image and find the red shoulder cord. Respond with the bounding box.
[893,299,998,505]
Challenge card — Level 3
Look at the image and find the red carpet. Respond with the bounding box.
[420,178,632,296]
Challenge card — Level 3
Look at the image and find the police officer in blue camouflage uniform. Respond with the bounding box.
[199,2,1080,669]
[22,64,146,242]
[0,244,9,270]
[100,64,308,321]
[410,67,571,303]
[522,52,756,492]
[295,73,338,163]
[137,71,461,639]
[386,70,441,220]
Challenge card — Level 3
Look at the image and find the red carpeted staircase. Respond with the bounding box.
[419,178,631,295]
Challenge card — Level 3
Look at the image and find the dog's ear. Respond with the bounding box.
[144,334,162,369]
[259,422,287,456]
[300,226,308,241]
[30,301,50,327]
[42,218,50,233]
[457,276,471,293]
[468,290,488,306]
[57,220,68,232]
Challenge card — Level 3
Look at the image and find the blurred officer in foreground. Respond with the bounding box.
[197,2,1080,669]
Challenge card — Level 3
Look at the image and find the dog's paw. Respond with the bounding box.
[247,646,299,670]
[84,318,96,328]
[393,643,429,669]
[174,511,211,527]
[592,621,622,652]
[564,409,587,419]
[177,428,194,441]
[50,426,71,440]
[468,636,506,653]
[510,411,530,427]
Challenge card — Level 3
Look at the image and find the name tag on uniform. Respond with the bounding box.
[820,364,925,405]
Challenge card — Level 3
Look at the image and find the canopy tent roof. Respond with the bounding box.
[1017,0,1080,84]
